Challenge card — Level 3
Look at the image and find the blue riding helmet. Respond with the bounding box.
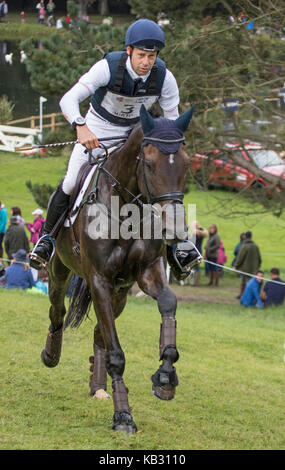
[125,19,165,51]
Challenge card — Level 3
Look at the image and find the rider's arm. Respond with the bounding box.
[59,58,111,149]
[59,58,110,125]
[159,69,180,119]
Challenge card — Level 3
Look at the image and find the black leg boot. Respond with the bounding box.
[29,185,70,270]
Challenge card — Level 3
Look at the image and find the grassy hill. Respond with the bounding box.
[0,290,284,450]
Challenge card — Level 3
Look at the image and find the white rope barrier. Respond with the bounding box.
[1,256,284,286]
[203,259,285,286]
[0,257,30,267]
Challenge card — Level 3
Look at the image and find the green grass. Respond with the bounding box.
[0,290,284,450]
[1,150,285,449]
[0,12,133,41]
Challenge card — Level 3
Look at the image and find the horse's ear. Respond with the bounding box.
[140,104,156,134]
[174,106,195,132]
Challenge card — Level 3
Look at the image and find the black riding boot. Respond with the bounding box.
[167,241,202,282]
[29,185,70,270]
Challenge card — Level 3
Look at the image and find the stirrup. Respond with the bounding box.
[29,234,56,269]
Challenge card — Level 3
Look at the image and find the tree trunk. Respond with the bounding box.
[78,0,89,18]
[99,0,109,16]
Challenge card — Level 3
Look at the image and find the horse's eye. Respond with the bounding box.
[145,160,154,172]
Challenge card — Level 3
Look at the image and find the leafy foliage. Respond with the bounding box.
[26,180,56,209]
[22,0,285,214]
[22,23,127,97]
[0,95,15,124]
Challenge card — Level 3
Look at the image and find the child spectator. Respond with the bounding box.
[26,209,45,246]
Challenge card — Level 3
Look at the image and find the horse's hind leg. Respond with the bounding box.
[41,253,71,368]
[137,259,179,401]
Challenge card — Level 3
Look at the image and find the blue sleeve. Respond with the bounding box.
[253,283,263,308]
[28,270,35,288]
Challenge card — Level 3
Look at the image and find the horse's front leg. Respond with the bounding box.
[41,252,71,368]
[88,274,137,434]
[89,288,129,400]
[137,257,179,401]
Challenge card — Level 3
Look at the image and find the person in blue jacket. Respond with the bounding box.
[0,249,35,290]
[240,270,264,308]
[0,201,8,259]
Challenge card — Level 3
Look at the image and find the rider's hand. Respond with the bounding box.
[76,124,99,149]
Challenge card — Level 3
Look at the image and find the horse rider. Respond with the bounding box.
[29,18,201,278]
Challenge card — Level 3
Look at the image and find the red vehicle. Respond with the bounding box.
[191,142,285,190]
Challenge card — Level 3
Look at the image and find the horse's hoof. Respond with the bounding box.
[112,411,137,434]
[93,389,110,400]
[41,349,59,368]
[41,326,63,368]
[152,383,176,401]
[151,366,178,400]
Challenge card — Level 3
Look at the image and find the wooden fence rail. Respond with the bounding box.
[8,113,65,132]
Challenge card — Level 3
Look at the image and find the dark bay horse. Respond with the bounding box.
[41,105,194,434]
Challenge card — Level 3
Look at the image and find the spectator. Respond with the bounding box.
[240,270,264,308]
[36,1,43,23]
[0,260,5,277]
[0,2,4,23]
[0,1,7,22]
[0,249,35,290]
[231,232,246,266]
[26,209,45,246]
[4,216,30,259]
[65,13,71,24]
[217,239,227,277]
[0,201,8,258]
[261,268,285,307]
[11,206,25,229]
[189,220,208,286]
[204,223,221,286]
[233,231,262,299]
[39,4,45,24]
[20,11,25,23]
[47,0,55,15]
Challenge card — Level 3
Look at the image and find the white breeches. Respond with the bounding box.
[62,107,132,195]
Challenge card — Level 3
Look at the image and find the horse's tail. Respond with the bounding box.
[64,277,92,329]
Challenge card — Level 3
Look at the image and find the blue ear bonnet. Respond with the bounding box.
[142,118,184,154]
[140,105,194,154]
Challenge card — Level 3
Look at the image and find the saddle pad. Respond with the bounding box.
[64,164,98,227]
[63,144,120,227]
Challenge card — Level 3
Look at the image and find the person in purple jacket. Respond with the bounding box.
[26,209,45,246]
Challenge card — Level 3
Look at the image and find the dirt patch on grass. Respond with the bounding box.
[131,279,241,306]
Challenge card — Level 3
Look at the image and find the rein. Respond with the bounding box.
[80,133,186,220]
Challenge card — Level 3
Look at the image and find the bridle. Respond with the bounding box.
[83,134,186,213]
[138,135,186,205]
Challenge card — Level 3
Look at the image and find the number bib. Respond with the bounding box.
[101,91,159,120]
